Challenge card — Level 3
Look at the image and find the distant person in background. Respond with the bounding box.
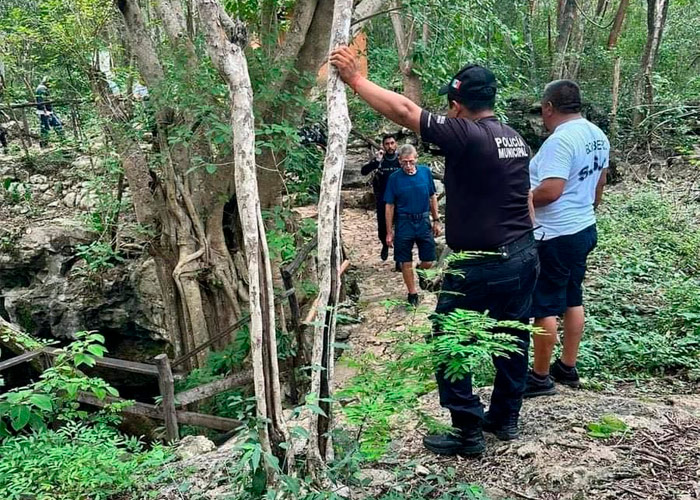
[361,134,401,263]
[35,76,64,147]
[0,126,8,155]
[383,143,440,306]
[525,80,609,398]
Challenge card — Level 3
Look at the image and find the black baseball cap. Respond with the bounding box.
[438,64,497,102]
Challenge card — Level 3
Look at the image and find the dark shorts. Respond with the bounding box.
[531,224,598,318]
[394,214,436,263]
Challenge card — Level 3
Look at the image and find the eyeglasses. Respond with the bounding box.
[400,159,417,166]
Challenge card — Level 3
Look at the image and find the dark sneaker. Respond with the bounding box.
[483,411,519,441]
[407,293,419,307]
[380,244,389,261]
[551,359,581,388]
[423,426,485,456]
[523,370,557,398]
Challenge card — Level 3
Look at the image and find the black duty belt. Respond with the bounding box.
[451,231,535,265]
[396,212,429,220]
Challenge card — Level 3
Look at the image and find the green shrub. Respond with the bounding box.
[0,422,172,500]
[580,189,700,380]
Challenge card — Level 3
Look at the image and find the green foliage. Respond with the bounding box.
[579,190,700,381]
[0,422,173,500]
[586,415,629,439]
[0,332,118,437]
[339,304,534,460]
[76,241,125,273]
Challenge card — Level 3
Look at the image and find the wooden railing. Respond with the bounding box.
[0,348,240,442]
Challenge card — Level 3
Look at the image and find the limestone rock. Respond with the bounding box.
[175,436,216,461]
[62,191,77,207]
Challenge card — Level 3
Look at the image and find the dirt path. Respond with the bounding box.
[336,197,700,500]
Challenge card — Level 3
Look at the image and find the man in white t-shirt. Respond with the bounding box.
[524,80,609,397]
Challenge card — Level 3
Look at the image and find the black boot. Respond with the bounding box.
[483,411,520,441]
[423,413,485,457]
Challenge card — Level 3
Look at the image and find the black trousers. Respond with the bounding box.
[433,242,539,420]
[376,198,387,246]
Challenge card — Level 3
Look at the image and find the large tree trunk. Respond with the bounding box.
[255,0,387,209]
[306,0,352,480]
[110,0,247,369]
[632,0,670,128]
[195,0,291,476]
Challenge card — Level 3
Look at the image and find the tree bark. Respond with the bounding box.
[609,56,621,140]
[607,0,630,142]
[195,0,291,476]
[351,0,389,38]
[390,0,422,104]
[306,0,352,479]
[551,0,577,80]
[522,0,537,86]
[607,0,630,49]
[632,0,670,127]
[111,0,247,369]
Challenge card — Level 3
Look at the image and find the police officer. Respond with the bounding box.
[35,77,64,147]
[361,134,401,262]
[330,48,538,456]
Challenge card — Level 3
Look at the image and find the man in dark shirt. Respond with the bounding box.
[331,48,538,457]
[361,134,400,261]
[35,77,64,148]
[384,144,440,306]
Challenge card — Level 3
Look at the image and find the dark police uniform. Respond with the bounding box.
[361,153,401,246]
[420,109,539,424]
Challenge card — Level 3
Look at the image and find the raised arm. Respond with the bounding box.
[330,46,422,133]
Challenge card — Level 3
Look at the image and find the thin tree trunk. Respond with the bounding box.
[522,0,537,86]
[306,0,352,479]
[551,0,576,80]
[607,0,630,49]
[632,0,670,127]
[566,9,585,79]
[195,0,291,477]
[390,0,421,104]
[607,0,629,142]
[609,56,621,141]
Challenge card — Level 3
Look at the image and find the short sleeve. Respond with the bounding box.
[384,174,396,204]
[420,110,477,154]
[535,135,574,181]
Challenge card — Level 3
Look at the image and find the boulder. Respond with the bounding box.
[175,435,216,461]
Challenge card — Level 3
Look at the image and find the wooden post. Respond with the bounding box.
[70,105,80,143]
[155,354,179,442]
[20,108,31,153]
